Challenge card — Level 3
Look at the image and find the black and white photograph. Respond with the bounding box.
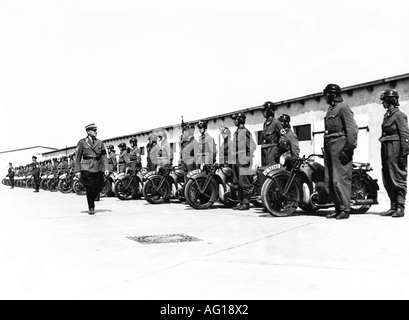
[1,0,409,303]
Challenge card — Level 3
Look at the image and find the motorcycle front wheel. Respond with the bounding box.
[261,172,301,217]
[185,177,217,210]
[58,179,73,194]
[143,177,171,204]
[47,179,59,192]
[73,179,86,196]
[350,175,377,214]
[114,178,134,200]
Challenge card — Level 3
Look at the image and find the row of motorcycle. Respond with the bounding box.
[2,154,381,216]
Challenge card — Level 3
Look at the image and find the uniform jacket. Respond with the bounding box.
[196,133,217,165]
[157,140,173,166]
[147,142,159,168]
[128,147,142,169]
[379,107,409,156]
[324,102,359,152]
[280,128,300,157]
[108,151,118,172]
[7,166,15,178]
[262,116,283,148]
[32,160,40,176]
[75,137,109,173]
[181,135,198,167]
[219,137,234,165]
[233,127,257,166]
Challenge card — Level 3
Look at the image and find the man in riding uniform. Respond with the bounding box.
[180,123,198,174]
[261,101,284,166]
[379,89,409,218]
[157,131,173,167]
[196,120,217,167]
[118,143,130,174]
[278,114,300,159]
[219,126,234,167]
[107,145,118,173]
[323,84,359,220]
[128,138,143,171]
[232,113,257,211]
[147,133,159,172]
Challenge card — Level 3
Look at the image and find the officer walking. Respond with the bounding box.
[32,156,41,192]
[75,123,109,215]
[231,113,257,210]
[261,101,284,166]
[379,89,409,218]
[323,84,359,220]
[196,120,217,167]
[7,162,15,189]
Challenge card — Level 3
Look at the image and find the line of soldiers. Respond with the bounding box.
[6,85,408,219]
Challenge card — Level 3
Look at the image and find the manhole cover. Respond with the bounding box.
[127,233,203,245]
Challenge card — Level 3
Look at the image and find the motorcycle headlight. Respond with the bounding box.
[279,155,286,166]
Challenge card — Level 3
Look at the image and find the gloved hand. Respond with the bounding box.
[75,172,81,179]
[398,155,408,170]
[339,150,353,166]
[104,170,110,177]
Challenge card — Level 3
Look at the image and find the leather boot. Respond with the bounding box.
[392,205,405,218]
[326,211,339,219]
[336,211,350,220]
[381,204,397,217]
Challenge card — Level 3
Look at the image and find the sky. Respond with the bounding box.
[1,0,409,152]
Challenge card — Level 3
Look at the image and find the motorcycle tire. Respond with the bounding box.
[114,178,134,201]
[58,179,73,194]
[73,179,86,196]
[47,179,59,192]
[350,175,376,214]
[185,177,218,210]
[143,177,171,204]
[261,172,301,217]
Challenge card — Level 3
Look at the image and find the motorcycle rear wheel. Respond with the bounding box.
[73,180,86,196]
[261,173,301,217]
[350,175,376,214]
[114,178,134,200]
[58,179,73,194]
[185,177,217,210]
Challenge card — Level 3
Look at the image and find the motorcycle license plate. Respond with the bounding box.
[263,164,282,176]
[187,169,201,179]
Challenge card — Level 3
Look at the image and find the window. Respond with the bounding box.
[257,131,263,145]
[293,124,311,141]
[170,143,176,153]
[140,147,145,156]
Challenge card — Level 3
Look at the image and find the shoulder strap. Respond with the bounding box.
[83,138,101,156]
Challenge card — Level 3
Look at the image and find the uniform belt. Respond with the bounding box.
[83,156,101,160]
[324,132,345,139]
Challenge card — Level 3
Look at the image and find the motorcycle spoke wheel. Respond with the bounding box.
[261,174,300,217]
[350,177,373,214]
[185,178,217,210]
[143,178,171,204]
[114,178,133,200]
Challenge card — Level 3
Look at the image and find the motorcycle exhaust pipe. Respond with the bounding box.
[351,199,378,205]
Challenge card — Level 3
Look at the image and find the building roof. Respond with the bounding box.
[0,146,58,155]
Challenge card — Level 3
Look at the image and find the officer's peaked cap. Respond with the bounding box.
[85,123,97,131]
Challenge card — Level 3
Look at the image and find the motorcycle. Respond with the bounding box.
[143,165,185,204]
[72,176,86,196]
[114,168,147,200]
[47,172,60,192]
[184,164,262,210]
[40,173,50,190]
[261,154,379,217]
[58,170,75,194]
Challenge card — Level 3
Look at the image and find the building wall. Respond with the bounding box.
[41,75,409,194]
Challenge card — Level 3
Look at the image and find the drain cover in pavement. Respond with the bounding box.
[127,233,203,245]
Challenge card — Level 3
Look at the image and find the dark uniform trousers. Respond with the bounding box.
[324,101,359,213]
[380,108,409,207]
[233,128,257,205]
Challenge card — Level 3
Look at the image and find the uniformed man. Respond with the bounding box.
[219,126,234,167]
[157,131,173,167]
[147,133,159,172]
[107,145,118,173]
[379,89,409,218]
[180,123,198,173]
[31,156,41,192]
[261,101,284,166]
[7,162,15,189]
[231,113,257,210]
[75,123,109,215]
[196,120,217,167]
[278,114,300,159]
[118,143,130,173]
[323,84,359,220]
[128,138,142,171]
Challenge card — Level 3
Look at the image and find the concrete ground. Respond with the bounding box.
[1,186,409,300]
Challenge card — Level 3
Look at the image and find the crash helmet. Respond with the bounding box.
[149,132,159,143]
[107,145,115,152]
[380,89,400,106]
[129,138,138,146]
[323,84,342,95]
[232,112,246,125]
[118,142,127,150]
[278,114,291,123]
[197,120,208,130]
[157,130,167,140]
